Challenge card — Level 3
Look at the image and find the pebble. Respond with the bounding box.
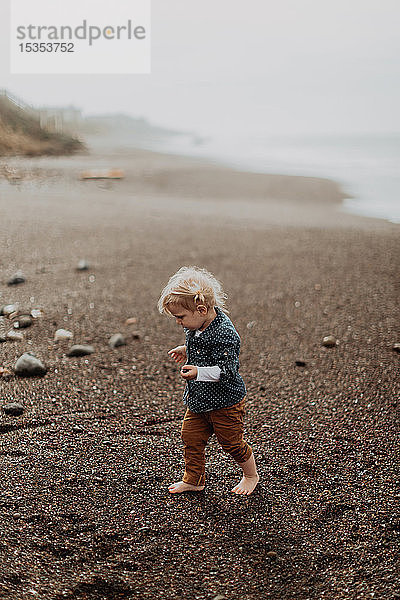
[7,271,25,286]
[13,315,32,329]
[109,333,126,348]
[0,304,18,316]
[3,402,24,416]
[67,345,94,357]
[266,551,278,559]
[0,317,8,342]
[76,260,89,271]
[125,317,137,325]
[392,343,400,354]
[322,335,337,348]
[7,331,24,341]
[31,309,44,319]
[54,329,74,342]
[14,353,47,377]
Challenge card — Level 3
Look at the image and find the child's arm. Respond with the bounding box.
[208,328,241,381]
[180,365,221,381]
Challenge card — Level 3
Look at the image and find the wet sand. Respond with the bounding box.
[0,146,399,600]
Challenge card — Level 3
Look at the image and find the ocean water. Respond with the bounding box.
[137,131,400,224]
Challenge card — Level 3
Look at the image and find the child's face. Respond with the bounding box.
[168,303,208,331]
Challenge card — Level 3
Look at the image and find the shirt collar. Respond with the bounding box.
[187,306,224,339]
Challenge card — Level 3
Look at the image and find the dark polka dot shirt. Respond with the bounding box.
[183,307,246,413]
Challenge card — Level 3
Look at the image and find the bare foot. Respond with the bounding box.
[231,474,259,495]
[168,481,205,494]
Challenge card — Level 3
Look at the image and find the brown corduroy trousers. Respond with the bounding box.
[181,397,253,486]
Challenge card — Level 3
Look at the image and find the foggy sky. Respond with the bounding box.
[1,0,399,136]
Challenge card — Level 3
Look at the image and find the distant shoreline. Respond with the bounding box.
[102,130,399,225]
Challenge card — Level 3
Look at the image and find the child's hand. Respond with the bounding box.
[180,365,198,380]
[168,345,187,364]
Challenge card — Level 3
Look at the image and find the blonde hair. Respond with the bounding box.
[158,266,228,315]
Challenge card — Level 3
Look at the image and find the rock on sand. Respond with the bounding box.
[3,402,24,416]
[76,260,90,271]
[109,333,126,348]
[7,271,26,286]
[0,317,8,342]
[7,330,24,341]
[54,329,74,342]
[67,345,94,357]
[13,315,33,329]
[14,353,47,377]
[322,335,338,348]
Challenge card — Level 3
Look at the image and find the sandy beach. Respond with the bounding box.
[0,145,399,600]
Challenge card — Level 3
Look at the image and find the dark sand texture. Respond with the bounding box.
[0,148,399,600]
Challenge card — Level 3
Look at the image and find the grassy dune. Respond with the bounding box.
[0,95,84,157]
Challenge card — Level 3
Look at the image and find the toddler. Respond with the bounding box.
[158,266,259,495]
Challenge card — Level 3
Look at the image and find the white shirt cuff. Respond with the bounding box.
[196,365,221,382]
